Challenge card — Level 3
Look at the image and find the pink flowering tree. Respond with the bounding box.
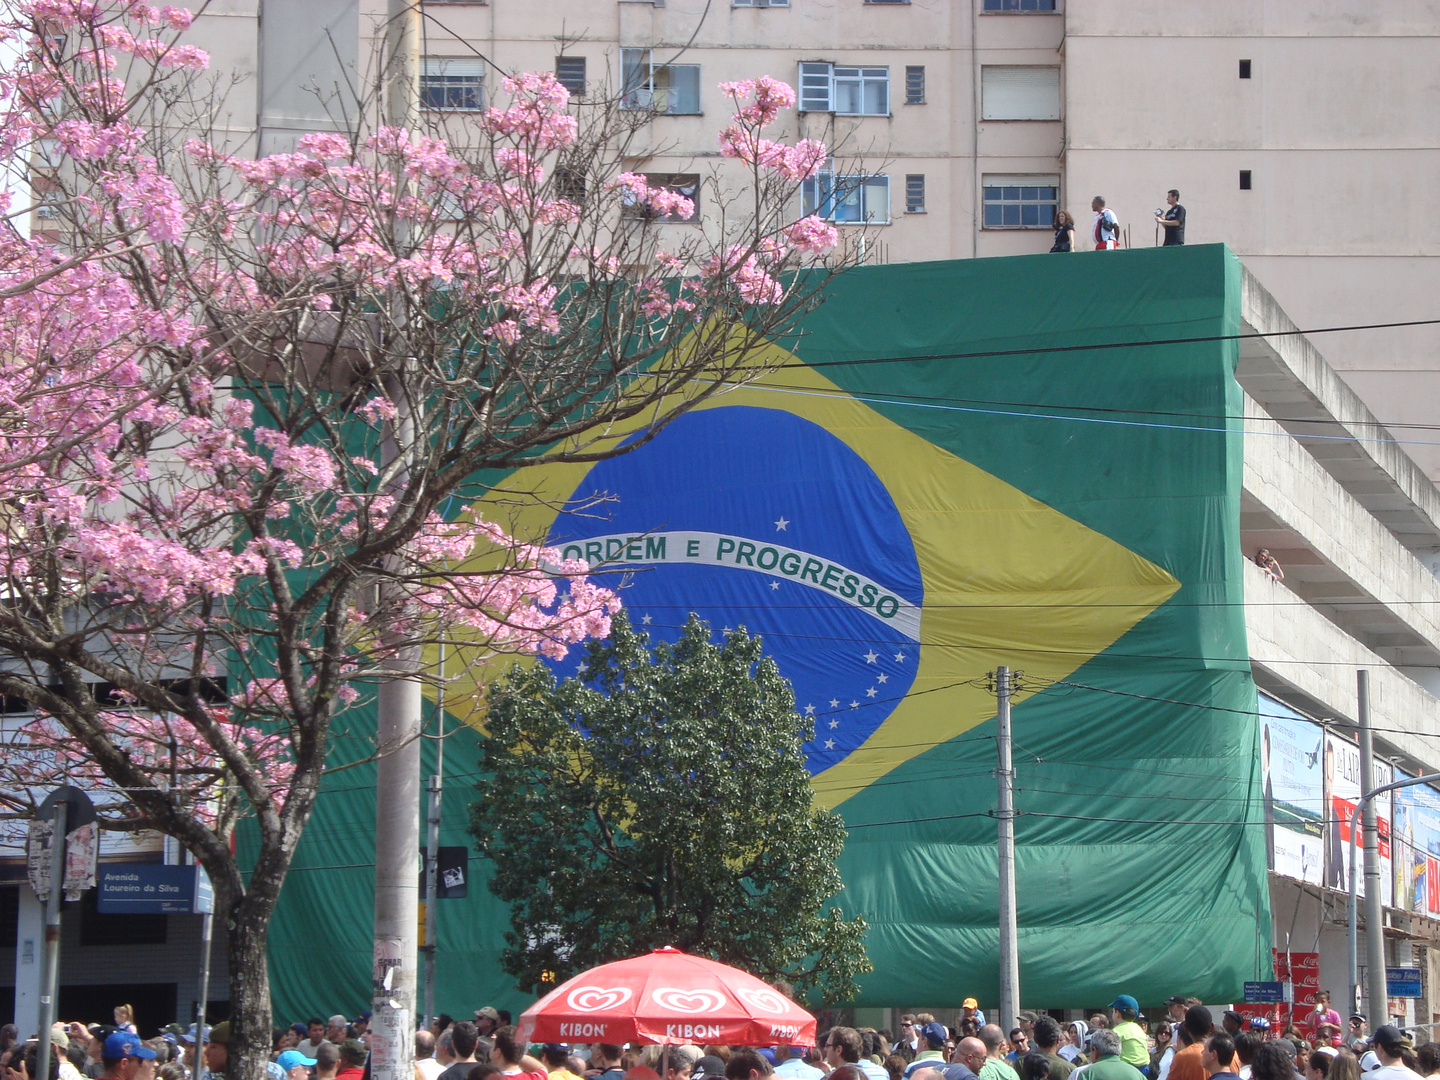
[0,1,843,1072]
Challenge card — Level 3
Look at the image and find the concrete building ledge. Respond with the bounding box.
[1245,558,1440,775]
[1242,391,1440,672]
[1238,266,1440,560]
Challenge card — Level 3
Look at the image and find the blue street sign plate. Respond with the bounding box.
[1387,968,1422,998]
[96,864,214,914]
[1244,981,1285,1003]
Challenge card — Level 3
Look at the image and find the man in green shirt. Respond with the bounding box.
[1108,997,1151,1073]
[1031,1018,1074,1080]
[976,1028,1020,1080]
[1084,1032,1146,1080]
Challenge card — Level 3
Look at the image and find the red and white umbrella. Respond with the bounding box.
[517,947,817,1047]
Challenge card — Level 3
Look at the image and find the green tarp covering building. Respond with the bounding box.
[249,243,1271,1016]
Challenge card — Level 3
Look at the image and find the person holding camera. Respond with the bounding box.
[1156,190,1186,246]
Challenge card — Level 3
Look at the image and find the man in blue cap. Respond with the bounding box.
[1107,997,1150,1073]
[99,1032,157,1080]
[278,1051,318,1080]
[903,1024,952,1078]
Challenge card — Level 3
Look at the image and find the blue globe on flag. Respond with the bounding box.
[547,405,923,773]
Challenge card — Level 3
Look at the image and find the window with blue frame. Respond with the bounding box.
[802,167,890,224]
[421,58,484,112]
[982,178,1058,228]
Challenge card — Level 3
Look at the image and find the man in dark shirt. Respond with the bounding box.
[437,1024,480,1080]
[1157,189,1186,246]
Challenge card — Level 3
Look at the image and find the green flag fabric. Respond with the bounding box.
[250,243,1270,1017]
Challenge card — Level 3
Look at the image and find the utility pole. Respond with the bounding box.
[372,5,421,1080]
[421,646,445,1030]
[34,801,66,1080]
[995,666,1020,1034]
[1357,671,1388,1026]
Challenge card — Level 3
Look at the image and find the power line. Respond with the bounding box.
[747,381,1440,452]
[773,315,1440,373]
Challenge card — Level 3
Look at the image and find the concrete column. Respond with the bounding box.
[13,884,42,1038]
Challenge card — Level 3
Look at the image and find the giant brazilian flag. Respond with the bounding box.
[257,243,1270,1016]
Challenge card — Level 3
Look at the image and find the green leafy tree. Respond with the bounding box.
[469,611,871,1002]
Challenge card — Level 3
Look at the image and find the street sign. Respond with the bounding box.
[1386,968,1422,998]
[96,864,214,914]
[418,846,468,899]
[1244,981,1285,1003]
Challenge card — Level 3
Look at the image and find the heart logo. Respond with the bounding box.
[651,988,728,1014]
[566,986,633,1013]
[737,988,790,1015]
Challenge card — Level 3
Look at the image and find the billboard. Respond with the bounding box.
[1392,769,1440,916]
[1260,693,1325,884]
[1326,732,1392,903]
[255,245,1272,1014]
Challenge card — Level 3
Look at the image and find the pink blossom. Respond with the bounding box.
[297,131,352,159]
[52,118,144,159]
[783,215,839,254]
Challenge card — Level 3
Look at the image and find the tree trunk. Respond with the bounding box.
[225,879,282,1080]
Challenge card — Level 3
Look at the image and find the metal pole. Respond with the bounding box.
[35,801,66,1080]
[1347,770,1440,1018]
[996,666,1019,1034]
[422,646,445,1030]
[373,5,421,1080]
[193,907,213,1080]
[1358,672,1389,1026]
[1349,804,1359,1015]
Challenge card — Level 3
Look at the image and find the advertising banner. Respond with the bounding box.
[1392,769,1440,916]
[1260,693,1325,883]
[1326,733,1392,903]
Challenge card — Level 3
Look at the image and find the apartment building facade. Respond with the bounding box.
[173,0,1440,485]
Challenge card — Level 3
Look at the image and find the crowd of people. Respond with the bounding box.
[3,995,1439,1080]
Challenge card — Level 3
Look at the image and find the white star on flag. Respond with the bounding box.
[876,673,889,684]
[866,687,878,698]
[824,739,835,749]
[770,581,780,590]
[640,614,652,624]
[804,703,815,715]
[774,516,789,531]
[849,700,859,708]
[894,652,907,662]
[829,698,840,708]
[863,650,879,664]
[828,718,839,728]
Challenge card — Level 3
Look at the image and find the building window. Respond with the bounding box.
[982,0,1057,9]
[980,65,1060,121]
[0,885,17,945]
[621,49,702,114]
[555,57,586,96]
[802,166,891,224]
[1239,59,1252,78]
[555,167,586,202]
[733,0,788,6]
[420,58,484,112]
[1240,170,1252,190]
[905,174,925,213]
[79,886,167,947]
[797,63,889,115]
[622,173,700,222]
[905,66,925,104]
[982,176,1058,228]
